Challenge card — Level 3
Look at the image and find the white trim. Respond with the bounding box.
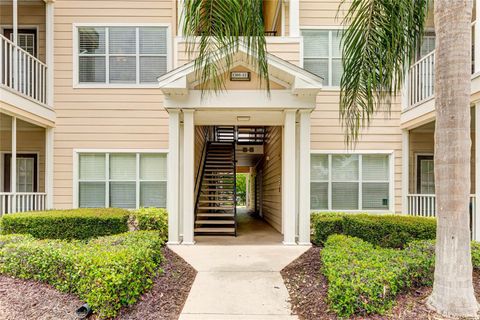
[72,149,169,209]
[297,110,311,244]
[310,149,394,154]
[475,102,480,240]
[310,150,395,213]
[282,109,297,245]
[11,117,16,212]
[45,127,54,208]
[414,152,434,194]
[182,109,195,245]
[72,23,172,88]
[288,0,299,37]
[45,1,54,106]
[0,151,40,194]
[167,110,181,244]
[0,86,55,119]
[402,130,409,213]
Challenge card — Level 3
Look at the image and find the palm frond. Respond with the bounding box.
[339,0,428,144]
[182,0,270,95]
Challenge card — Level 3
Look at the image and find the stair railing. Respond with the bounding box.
[194,128,211,222]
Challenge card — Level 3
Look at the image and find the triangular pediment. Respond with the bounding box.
[158,44,323,96]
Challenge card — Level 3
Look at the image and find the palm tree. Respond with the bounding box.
[340,0,478,317]
[182,0,269,93]
[182,0,479,317]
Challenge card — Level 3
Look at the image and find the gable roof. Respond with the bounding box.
[157,44,323,96]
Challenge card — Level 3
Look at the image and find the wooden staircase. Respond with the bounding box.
[195,141,237,236]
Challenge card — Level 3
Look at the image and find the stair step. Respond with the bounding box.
[198,206,234,210]
[200,200,234,203]
[202,183,234,186]
[197,213,235,217]
[195,227,235,233]
[200,194,234,198]
[195,220,235,225]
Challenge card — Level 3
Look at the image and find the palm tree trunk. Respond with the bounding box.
[427,0,479,317]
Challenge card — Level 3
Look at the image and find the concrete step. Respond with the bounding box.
[195,220,235,225]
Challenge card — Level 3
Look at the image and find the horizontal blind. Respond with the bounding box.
[79,154,105,180]
[110,154,136,180]
[140,56,167,83]
[109,56,136,83]
[79,56,106,83]
[311,182,328,210]
[362,155,389,181]
[140,181,167,207]
[302,30,329,57]
[332,154,358,181]
[311,154,328,181]
[79,182,106,208]
[109,27,136,54]
[110,182,136,208]
[140,154,167,180]
[362,182,389,210]
[332,182,359,210]
[79,27,106,54]
[140,27,167,54]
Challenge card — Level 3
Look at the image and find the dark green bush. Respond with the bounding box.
[321,235,435,317]
[0,208,130,240]
[133,208,168,238]
[311,214,343,245]
[0,231,164,318]
[311,212,436,248]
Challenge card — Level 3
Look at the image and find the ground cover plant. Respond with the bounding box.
[0,207,171,318]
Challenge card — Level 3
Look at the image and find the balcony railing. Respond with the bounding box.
[408,50,435,108]
[0,192,47,215]
[0,34,47,105]
[407,193,477,237]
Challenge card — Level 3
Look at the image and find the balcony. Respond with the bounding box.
[402,21,479,128]
[0,0,55,127]
[1,34,47,105]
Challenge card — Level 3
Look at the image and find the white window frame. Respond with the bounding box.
[0,25,39,57]
[310,150,395,213]
[414,152,435,194]
[73,149,169,208]
[301,26,345,89]
[72,23,172,88]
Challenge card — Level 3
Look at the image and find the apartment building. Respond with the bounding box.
[1,0,480,245]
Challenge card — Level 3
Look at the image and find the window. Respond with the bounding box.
[77,26,168,85]
[311,153,391,211]
[3,154,38,193]
[77,152,167,208]
[302,29,343,86]
[417,34,435,60]
[416,155,434,194]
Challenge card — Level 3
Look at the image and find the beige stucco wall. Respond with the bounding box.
[52,0,174,208]
[0,3,46,62]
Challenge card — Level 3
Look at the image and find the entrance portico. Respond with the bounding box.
[158,48,323,245]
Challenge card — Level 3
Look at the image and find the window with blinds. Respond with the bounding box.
[311,153,391,211]
[302,29,343,86]
[78,152,167,208]
[78,26,168,85]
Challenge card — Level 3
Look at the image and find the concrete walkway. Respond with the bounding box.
[170,245,309,320]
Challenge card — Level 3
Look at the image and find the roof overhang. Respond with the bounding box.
[157,44,323,110]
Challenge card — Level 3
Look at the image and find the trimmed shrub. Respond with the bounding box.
[132,208,168,238]
[0,208,130,240]
[321,235,435,317]
[311,214,343,245]
[0,231,164,318]
[311,212,436,248]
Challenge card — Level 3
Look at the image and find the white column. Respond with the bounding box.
[45,0,55,106]
[182,109,195,244]
[11,117,17,213]
[475,0,480,73]
[298,110,311,245]
[289,0,300,37]
[12,0,18,91]
[282,110,297,245]
[474,103,480,240]
[177,0,184,37]
[402,130,409,214]
[45,127,54,209]
[167,110,181,244]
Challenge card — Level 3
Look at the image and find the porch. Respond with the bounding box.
[0,112,53,215]
[403,114,480,239]
[0,0,55,124]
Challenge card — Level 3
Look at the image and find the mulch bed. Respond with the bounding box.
[0,247,196,320]
[281,246,480,320]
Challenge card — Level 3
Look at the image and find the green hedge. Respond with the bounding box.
[321,234,435,317]
[132,208,168,238]
[0,231,164,318]
[311,212,436,248]
[0,208,130,240]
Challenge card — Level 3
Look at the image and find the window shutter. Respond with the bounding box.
[79,154,105,180]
